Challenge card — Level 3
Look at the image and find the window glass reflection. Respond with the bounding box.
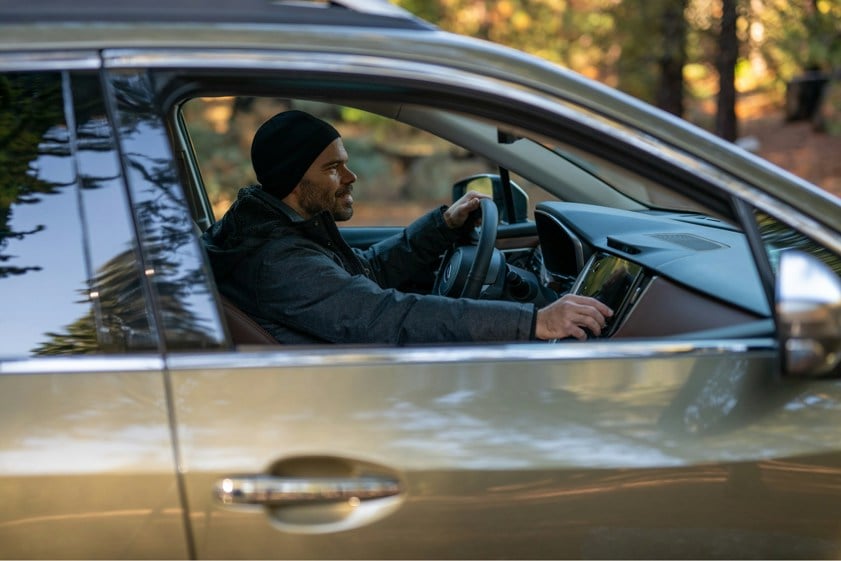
[755,210,841,277]
[0,73,93,357]
[0,71,163,357]
[72,73,158,352]
[106,70,226,350]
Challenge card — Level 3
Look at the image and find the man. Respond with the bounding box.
[202,110,611,345]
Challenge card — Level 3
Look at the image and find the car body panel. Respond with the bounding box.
[0,54,191,558]
[0,361,188,559]
[167,343,841,558]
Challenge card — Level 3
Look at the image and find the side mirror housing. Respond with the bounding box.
[452,174,529,224]
[777,250,841,377]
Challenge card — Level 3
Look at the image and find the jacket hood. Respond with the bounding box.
[201,185,294,279]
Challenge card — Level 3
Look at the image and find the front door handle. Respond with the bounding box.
[214,474,402,506]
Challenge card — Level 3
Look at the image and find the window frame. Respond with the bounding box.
[102,47,839,356]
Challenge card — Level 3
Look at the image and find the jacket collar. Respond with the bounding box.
[275,200,306,223]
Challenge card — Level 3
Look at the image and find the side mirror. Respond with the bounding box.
[777,250,841,377]
[452,174,529,224]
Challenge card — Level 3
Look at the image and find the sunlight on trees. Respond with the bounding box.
[395,0,839,130]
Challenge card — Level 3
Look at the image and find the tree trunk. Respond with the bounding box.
[716,0,739,141]
[656,0,688,117]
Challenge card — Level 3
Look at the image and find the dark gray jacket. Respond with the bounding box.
[202,186,536,345]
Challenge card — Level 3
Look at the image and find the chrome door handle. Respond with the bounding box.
[214,475,402,506]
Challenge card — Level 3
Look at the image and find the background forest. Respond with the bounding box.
[397,0,839,130]
[394,0,841,193]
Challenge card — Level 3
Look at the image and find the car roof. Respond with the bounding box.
[0,0,434,29]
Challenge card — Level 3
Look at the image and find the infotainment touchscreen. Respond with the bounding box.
[572,252,643,335]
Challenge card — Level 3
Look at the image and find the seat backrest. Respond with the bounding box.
[194,221,279,346]
[219,294,279,345]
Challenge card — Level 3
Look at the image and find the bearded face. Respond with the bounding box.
[288,138,356,222]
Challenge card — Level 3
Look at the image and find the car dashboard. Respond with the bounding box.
[533,202,772,339]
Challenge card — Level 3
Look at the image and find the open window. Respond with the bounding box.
[163,77,774,348]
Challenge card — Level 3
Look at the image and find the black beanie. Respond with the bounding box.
[250,110,341,200]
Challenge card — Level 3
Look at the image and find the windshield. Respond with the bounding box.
[549,143,717,214]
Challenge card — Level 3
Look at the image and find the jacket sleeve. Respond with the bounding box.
[357,207,461,289]
[254,239,535,345]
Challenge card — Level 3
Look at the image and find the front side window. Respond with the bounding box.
[174,84,776,348]
[183,97,548,226]
[755,210,841,277]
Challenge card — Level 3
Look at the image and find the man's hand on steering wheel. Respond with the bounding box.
[443,190,491,229]
[434,194,498,299]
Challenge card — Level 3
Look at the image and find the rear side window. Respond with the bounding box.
[0,71,157,357]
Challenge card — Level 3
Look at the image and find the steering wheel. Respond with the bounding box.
[433,198,499,299]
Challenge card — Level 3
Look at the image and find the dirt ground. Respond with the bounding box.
[742,113,841,198]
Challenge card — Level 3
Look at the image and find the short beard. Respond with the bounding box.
[298,178,353,222]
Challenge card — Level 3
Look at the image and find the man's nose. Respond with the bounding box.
[342,165,357,183]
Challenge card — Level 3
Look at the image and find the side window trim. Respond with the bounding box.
[0,51,100,72]
[732,197,777,315]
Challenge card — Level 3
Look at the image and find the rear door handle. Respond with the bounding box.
[214,474,402,506]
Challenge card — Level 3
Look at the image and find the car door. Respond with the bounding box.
[0,58,194,558]
[107,53,841,558]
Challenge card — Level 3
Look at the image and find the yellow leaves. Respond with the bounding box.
[497,0,514,18]
[442,1,535,38]
[512,10,532,31]
[493,0,540,30]
[544,0,568,9]
[451,2,486,36]
[816,0,834,15]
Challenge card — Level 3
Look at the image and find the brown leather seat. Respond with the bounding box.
[219,294,279,345]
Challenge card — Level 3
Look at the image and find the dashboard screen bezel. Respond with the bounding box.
[570,252,645,336]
